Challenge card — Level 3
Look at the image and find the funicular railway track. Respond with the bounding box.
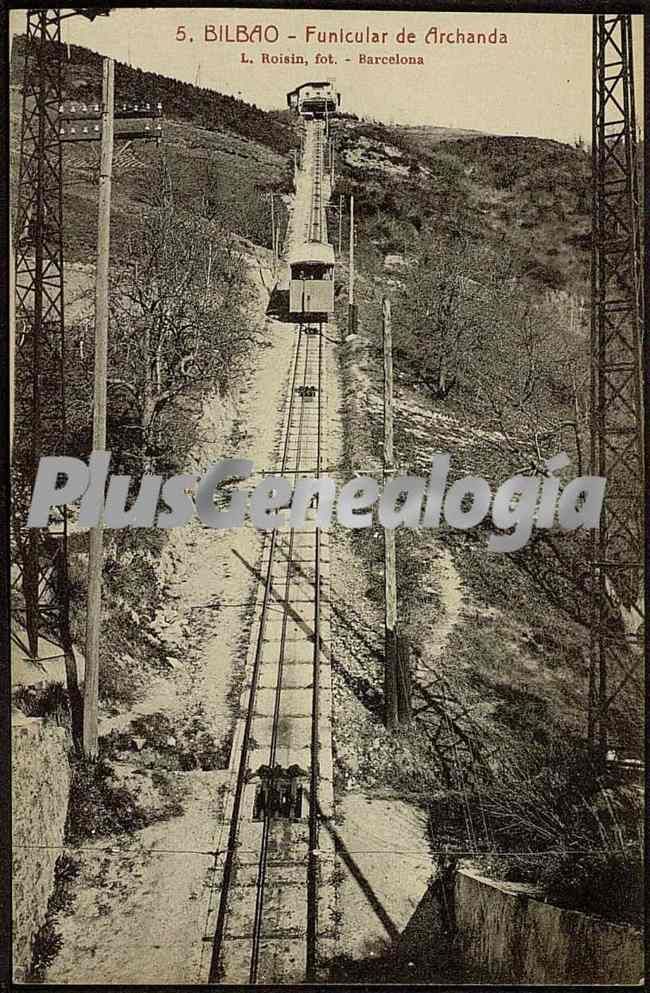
[205,108,334,985]
[207,318,328,983]
[308,120,325,243]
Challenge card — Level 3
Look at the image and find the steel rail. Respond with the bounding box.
[248,329,317,982]
[305,319,324,980]
[207,323,306,983]
[210,116,328,984]
[309,121,324,244]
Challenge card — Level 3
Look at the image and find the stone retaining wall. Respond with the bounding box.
[455,868,643,984]
[12,714,71,980]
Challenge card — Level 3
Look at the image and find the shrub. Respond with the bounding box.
[47,854,81,916]
[542,849,643,926]
[194,733,227,771]
[66,758,150,844]
[27,852,81,981]
[99,711,229,772]
[480,848,643,927]
[28,919,63,982]
[97,654,142,709]
[523,259,568,290]
[427,150,465,185]
[13,682,69,724]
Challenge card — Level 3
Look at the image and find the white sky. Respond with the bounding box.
[10,8,644,143]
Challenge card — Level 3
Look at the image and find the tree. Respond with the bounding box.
[393,236,511,399]
[472,286,590,478]
[47,190,263,749]
[106,204,258,475]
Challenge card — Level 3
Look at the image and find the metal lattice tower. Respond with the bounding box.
[13,9,69,659]
[590,14,644,757]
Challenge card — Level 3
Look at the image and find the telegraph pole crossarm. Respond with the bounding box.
[59,98,163,143]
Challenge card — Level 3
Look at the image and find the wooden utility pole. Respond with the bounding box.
[383,297,398,729]
[270,192,276,272]
[348,194,356,333]
[382,297,411,727]
[9,232,15,458]
[9,30,15,458]
[396,632,412,722]
[84,58,114,759]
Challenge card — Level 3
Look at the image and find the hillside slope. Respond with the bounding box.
[334,116,591,299]
[10,36,298,261]
[328,112,642,932]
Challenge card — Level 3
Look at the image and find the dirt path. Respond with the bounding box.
[415,545,464,681]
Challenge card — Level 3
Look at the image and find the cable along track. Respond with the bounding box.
[308,120,325,244]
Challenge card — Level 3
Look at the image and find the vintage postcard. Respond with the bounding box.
[8,5,644,986]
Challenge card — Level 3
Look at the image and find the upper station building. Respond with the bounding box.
[286,81,340,117]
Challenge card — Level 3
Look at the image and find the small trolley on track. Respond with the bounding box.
[289,241,335,321]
